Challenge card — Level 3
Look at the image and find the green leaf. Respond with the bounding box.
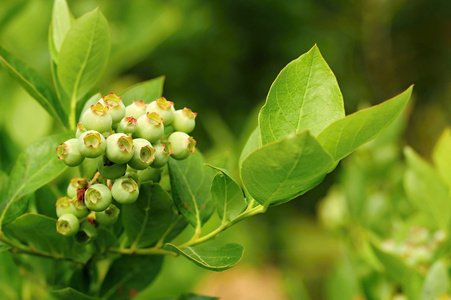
[100,255,163,300]
[120,76,165,106]
[0,46,67,127]
[241,131,334,206]
[422,260,449,300]
[3,213,94,264]
[259,45,344,144]
[317,86,412,162]
[239,127,261,167]
[163,243,244,271]
[122,184,176,248]
[208,165,247,222]
[57,8,110,101]
[0,132,72,226]
[52,287,99,300]
[432,127,451,189]
[160,293,219,300]
[51,0,74,54]
[168,151,215,228]
[404,146,451,229]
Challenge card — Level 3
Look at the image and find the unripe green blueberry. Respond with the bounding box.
[172,108,197,133]
[127,138,155,170]
[95,204,120,226]
[168,132,196,160]
[56,213,80,236]
[111,177,139,204]
[75,122,87,138]
[103,93,126,124]
[124,165,140,183]
[75,221,97,244]
[105,133,134,164]
[118,116,137,134]
[80,102,113,133]
[151,141,172,168]
[146,97,175,126]
[125,100,147,119]
[71,197,90,218]
[56,196,74,217]
[97,156,127,179]
[56,138,85,167]
[84,184,112,212]
[138,167,162,184]
[78,130,106,158]
[67,177,88,198]
[135,112,164,142]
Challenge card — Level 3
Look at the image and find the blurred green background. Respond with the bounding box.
[1,0,451,299]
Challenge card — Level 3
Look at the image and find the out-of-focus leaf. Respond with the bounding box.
[122,184,176,248]
[317,86,412,162]
[164,243,244,271]
[259,45,344,144]
[432,127,451,189]
[157,293,219,300]
[240,131,334,206]
[239,127,261,167]
[3,213,94,264]
[100,255,163,300]
[120,76,165,106]
[168,151,215,228]
[0,46,67,127]
[57,8,110,101]
[51,0,74,54]
[404,146,450,229]
[208,165,246,222]
[0,132,72,226]
[0,251,21,299]
[52,287,99,300]
[422,260,449,300]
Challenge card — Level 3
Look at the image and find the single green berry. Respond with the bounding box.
[103,93,126,124]
[67,177,88,198]
[151,141,172,168]
[80,102,113,133]
[125,100,147,119]
[75,221,98,244]
[135,112,164,142]
[97,156,127,179]
[75,122,87,138]
[56,196,74,217]
[168,131,196,160]
[56,138,85,167]
[95,204,120,226]
[127,138,155,170]
[84,184,112,212]
[56,213,80,236]
[71,197,90,218]
[146,97,175,126]
[124,165,140,183]
[111,177,139,204]
[118,116,137,134]
[138,167,162,184]
[172,107,197,133]
[78,130,106,158]
[106,133,134,164]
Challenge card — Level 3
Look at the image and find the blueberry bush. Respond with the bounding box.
[0,1,423,299]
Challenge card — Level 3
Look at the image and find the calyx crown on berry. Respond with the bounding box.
[91,102,109,116]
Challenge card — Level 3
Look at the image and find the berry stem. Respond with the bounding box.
[89,171,101,185]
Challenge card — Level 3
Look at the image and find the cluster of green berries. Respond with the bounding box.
[380,226,446,272]
[55,93,197,240]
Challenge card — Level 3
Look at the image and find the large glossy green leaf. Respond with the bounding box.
[208,165,247,222]
[51,0,73,54]
[3,213,93,264]
[239,127,261,167]
[432,128,451,189]
[259,45,344,144]
[164,243,244,271]
[168,151,215,228]
[317,86,412,162]
[122,184,176,248]
[404,146,451,229]
[52,288,99,300]
[422,260,449,300]
[241,131,334,206]
[120,76,165,106]
[0,46,67,127]
[57,8,110,101]
[100,255,163,300]
[0,132,72,226]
